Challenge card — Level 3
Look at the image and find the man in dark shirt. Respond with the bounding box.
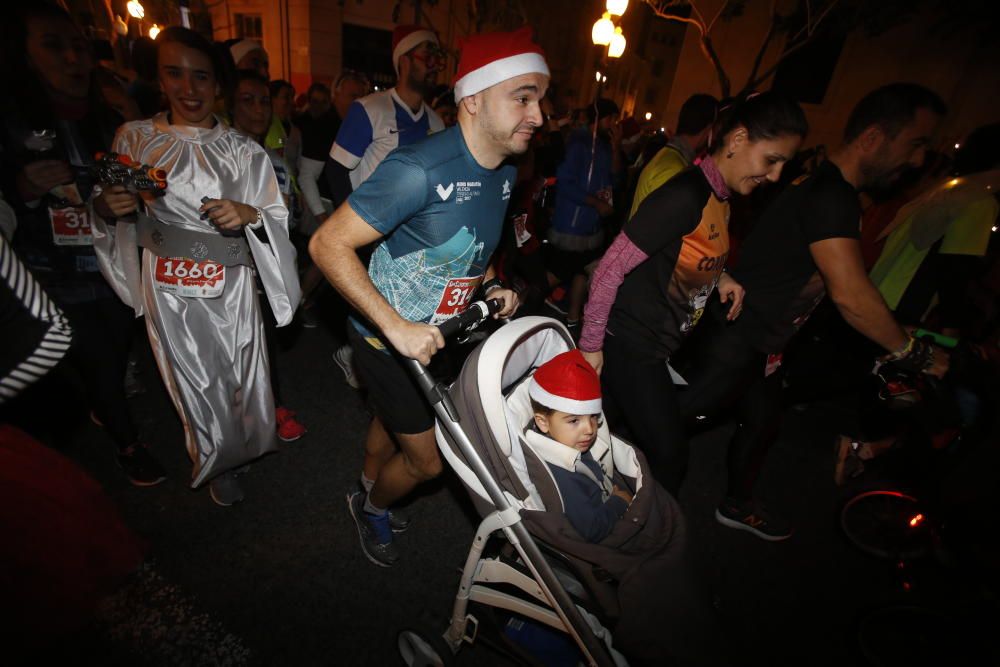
[677,83,950,540]
[296,75,370,327]
[296,74,370,223]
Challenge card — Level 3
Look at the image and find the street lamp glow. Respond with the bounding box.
[127,0,145,19]
[644,112,652,121]
[592,12,615,46]
[602,75,608,83]
[596,71,603,82]
[607,0,629,16]
[954,143,961,149]
[149,24,161,40]
[608,27,626,58]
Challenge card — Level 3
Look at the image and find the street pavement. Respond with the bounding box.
[8,308,996,666]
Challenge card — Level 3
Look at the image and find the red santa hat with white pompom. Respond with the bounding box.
[453,26,549,102]
[529,350,602,416]
[392,25,439,74]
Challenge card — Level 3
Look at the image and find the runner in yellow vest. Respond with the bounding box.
[629,94,718,218]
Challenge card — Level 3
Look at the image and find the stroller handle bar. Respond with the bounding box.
[436,297,503,339]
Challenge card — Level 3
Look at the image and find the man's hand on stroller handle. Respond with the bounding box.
[385,319,445,365]
[391,298,505,364]
[490,288,519,318]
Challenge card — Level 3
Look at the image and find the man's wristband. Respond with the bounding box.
[482,278,503,295]
[890,335,915,361]
[891,336,935,373]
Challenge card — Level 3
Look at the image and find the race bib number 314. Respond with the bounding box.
[429,275,482,325]
[154,256,225,298]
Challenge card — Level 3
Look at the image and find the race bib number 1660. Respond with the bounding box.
[153,256,226,298]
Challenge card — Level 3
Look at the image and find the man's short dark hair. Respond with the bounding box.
[269,79,293,99]
[675,93,718,136]
[228,70,269,115]
[843,83,947,144]
[306,82,330,98]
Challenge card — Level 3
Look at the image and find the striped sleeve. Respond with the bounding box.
[0,236,73,403]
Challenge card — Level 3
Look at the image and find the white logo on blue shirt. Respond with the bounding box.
[435,183,454,201]
[502,179,511,200]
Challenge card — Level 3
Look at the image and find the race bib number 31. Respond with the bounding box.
[154,256,226,298]
[49,206,92,246]
[429,275,482,325]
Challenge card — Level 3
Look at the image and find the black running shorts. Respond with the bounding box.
[348,324,435,434]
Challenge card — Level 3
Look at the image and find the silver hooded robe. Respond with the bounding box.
[92,113,301,487]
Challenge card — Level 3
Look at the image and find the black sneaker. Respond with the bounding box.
[347,491,399,567]
[544,296,569,316]
[116,444,167,487]
[388,508,411,534]
[209,471,244,507]
[358,483,410,533]
[299,305,320,329]
[715,498,792,541]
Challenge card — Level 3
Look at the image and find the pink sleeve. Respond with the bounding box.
[578,231,649,352]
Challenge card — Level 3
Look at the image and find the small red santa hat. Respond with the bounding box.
[392,25,439,74]
[453,26,549,102]
[529,350,602,415]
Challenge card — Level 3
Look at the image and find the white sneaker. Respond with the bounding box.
[333,345,360,389]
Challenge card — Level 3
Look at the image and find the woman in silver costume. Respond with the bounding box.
[92,27,300,506]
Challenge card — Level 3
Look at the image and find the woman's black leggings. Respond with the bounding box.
[62,296,139,450]
[601,332,688,496]
[676,313,784,501]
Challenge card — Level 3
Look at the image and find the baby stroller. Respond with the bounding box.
[398,302,695,667]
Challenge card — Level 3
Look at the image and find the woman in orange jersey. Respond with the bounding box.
[578,92,808,495]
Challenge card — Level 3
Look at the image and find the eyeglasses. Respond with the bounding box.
[408,48,445,71]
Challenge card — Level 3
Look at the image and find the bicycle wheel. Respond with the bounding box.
[840,490,932,560]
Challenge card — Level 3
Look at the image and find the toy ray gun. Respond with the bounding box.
[91,152,167,192]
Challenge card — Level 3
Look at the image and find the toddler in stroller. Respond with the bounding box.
[525,349,635,544]
[412,314,723,666]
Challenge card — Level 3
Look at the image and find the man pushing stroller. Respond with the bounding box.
[310,28,547,567]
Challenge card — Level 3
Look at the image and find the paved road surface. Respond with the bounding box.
[8,309,996,666]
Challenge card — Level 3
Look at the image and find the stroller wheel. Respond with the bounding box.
[398,629,456,667]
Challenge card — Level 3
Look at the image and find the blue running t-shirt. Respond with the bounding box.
[347,125,515,337]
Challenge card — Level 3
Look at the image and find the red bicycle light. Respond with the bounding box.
[908,513,924,528]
